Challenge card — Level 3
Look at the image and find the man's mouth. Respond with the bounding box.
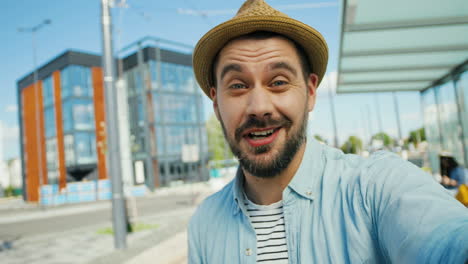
[243,127,281,147]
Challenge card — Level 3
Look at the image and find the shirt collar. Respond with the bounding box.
[232,167,246,215]
[286,138,325,201]
[231,137,325,215]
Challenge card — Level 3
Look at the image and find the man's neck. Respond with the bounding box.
[243,142,307,205]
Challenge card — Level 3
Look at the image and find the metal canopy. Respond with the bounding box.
[336,0,468,93]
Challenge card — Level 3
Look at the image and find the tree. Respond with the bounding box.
[407,127,426,147]
[340,136,363,154]
[371,132,394,147]
[206,114,233,162]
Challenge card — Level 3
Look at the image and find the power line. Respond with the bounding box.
[177,1,338,17]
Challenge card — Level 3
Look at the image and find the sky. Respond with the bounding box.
[0,0,422,161]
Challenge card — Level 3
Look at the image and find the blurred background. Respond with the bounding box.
[0,0,467,263]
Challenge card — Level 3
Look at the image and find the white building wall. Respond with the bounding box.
[8,158,22,188]
[0,121,10,188]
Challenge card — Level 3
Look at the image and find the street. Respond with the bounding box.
[0,193,195,239]
[0,180,221,264]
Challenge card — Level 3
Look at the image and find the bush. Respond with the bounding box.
[4,186,22,197]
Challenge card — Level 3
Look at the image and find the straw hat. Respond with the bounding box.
[193,0,329,98]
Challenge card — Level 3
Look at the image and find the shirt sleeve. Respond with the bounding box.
[188,212,203,264]
[364,153,468,263]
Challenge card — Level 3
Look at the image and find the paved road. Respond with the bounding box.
[0,177,232,263]
[0,193,196,240]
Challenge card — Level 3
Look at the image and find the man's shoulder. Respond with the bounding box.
[189,179,236,228]
[319,143,419,184]
[319,142,402,169]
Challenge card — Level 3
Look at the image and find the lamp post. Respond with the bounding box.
[18,19,51,203]
[101,0,127,249]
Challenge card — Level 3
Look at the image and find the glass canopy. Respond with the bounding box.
[336,0,468,93]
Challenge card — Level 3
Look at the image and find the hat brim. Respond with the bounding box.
[193,15,329,98]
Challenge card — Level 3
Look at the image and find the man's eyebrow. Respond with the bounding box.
[220,64,242,81]
[269,62,297,76]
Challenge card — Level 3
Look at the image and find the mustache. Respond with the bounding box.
[235,115,292,141]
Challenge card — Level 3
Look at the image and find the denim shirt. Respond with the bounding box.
[188,138,468,263]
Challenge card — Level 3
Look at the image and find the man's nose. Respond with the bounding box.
[245,85,273,119]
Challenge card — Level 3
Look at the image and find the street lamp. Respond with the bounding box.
[18,19,52,203]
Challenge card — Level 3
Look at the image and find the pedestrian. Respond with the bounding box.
[440,153,468,187]
[188,0,468,263]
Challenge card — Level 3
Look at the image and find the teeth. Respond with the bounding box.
[250,129,274,136]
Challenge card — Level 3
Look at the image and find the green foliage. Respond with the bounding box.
[407,127,426,146]
[96,223,159,235]
[4,186,21,197]
[340,136,363,154]
[371,132,394,147]
[313,134,325,143]
[206,114,233,163]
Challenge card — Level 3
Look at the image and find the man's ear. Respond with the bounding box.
[210,87,221,121]
[306,73,319,112]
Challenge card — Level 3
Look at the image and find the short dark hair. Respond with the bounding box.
[211,31,312,88]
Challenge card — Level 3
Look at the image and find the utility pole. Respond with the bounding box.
[18,19,51,203]
[374,93,384,134]
[392,92,403,146]
[366,104,373,146]
[327,75,339,148]
[101,0,127,249]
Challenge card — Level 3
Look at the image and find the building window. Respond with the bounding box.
[44,107,57,138]
[46,138,58,170]
[456,70,468,165]
[75,132,96,165]
[64,134,76,166]
[42,75,54,107]
[421,88,441,173]
[61,65,93,99]
[72,100,94,130]
[435,81,464,164]
[161,62,177,91]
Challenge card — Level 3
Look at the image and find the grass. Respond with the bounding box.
[96,222,159,235]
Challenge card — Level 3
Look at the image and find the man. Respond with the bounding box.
[189,0,468,263]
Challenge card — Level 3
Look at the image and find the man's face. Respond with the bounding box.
[210,36,318,178]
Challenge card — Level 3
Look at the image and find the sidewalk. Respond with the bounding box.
[107,176,233,264]
[0,175,234,264]
[125,231,188,264]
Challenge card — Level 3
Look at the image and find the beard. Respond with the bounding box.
[218,110,308,178]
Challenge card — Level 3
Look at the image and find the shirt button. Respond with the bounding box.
[245,248,252,256]
[306,191,312,196]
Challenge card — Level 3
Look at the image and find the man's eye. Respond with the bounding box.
[272,80,287,86]
[229,83,246,89]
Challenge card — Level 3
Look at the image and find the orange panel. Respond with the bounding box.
[53,71,67,190]
[146,90,160,188]
[21,81,47,202]
[38,82,47,187]
[92,67,108,179]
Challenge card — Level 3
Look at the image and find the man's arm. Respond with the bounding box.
[364,153,468,263]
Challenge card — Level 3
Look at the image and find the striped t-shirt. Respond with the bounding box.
[244,195,289,263]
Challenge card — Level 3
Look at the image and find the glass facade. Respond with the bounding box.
[60,65,97,167]
[456,71,468,166]
[435,82,464,163]
[42,76,59,184]
[125,55,207,185]
[23,45,209,196]
[421,88,441,173]
[421,65,468,172]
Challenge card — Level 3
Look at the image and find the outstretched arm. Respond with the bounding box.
[365,154,468,263]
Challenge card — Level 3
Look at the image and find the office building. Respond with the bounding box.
[17,37,207,202]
